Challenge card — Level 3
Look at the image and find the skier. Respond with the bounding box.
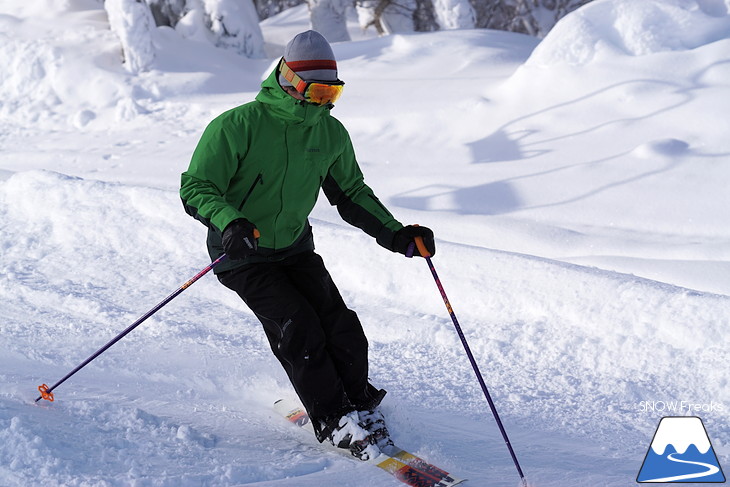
[180,30,435,459]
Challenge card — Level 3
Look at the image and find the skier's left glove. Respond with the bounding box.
[222,218,260,260]
[392,225,435,257]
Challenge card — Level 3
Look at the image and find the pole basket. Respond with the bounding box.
[37,384,54,402]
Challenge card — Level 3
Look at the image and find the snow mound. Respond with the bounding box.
[0,0,266,132]
[0,2,138,130]
[0,170,197,269]
[526,0,730,67]
[632,138,690,158]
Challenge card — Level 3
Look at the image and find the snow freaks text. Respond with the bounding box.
[637,401,725,413]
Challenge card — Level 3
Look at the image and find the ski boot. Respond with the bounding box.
[326,411,381,461]
[358,408,394,449]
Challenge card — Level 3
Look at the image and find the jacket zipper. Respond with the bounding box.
[274,127,291,248]
[237,172,263,211]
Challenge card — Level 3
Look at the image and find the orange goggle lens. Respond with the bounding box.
[305,82,344,105]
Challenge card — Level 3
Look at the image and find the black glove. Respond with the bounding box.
[222,218,259,260]
[392,225,435,257]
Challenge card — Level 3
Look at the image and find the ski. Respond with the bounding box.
[274,399,466,487]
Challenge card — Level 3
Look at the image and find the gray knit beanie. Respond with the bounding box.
[279,30,338,87]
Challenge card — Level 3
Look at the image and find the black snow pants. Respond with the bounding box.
[217,251,384,440]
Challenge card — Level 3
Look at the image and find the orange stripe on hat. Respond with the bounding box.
[286,59,337,72]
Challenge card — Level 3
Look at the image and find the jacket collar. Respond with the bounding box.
[255,67,331,126]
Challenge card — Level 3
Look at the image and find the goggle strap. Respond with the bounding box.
[279,58,308,94]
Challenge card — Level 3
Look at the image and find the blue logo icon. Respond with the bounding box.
[637,416,725,483]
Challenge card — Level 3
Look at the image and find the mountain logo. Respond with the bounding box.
[637,416,726,483]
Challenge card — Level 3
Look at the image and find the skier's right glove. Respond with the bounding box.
[392,225,435,257]
[222,218,260,260]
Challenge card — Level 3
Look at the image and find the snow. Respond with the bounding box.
[432,0,476,30]
[105,0,157,73]
[200,0,266,58]
[0,0,728,486]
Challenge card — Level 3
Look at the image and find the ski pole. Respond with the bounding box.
[35,253,228,403]
[409,236,528,487]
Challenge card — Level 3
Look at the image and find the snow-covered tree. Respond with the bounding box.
[104,0,594,67]
[308,0,351,42]
[470,0,591,37]
[146,0,187,25]
[432,0,475,30]
[356,0,418,34]
[413,0,439,31]
[252,0,305,21]
[202,0,266,57]
[105,0,156,73]
[356,0,590,35]
[114,0,265,59]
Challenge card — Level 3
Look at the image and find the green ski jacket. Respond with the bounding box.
[180,66,404,273]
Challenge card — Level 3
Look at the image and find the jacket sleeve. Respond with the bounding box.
[180,113,246,234]
[322,134,404,251]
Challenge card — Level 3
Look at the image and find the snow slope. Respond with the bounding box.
[1,0,728,486]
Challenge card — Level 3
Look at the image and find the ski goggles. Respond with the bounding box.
[279,58,344,106]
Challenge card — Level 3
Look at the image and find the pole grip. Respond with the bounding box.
[414,236,431,258]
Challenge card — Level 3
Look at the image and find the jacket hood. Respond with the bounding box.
[255,66,332,126]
